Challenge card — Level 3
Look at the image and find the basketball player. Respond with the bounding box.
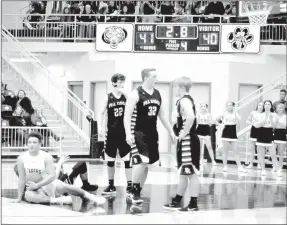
[196,103,217,166]
[124,68,176,204]
[245,102,264,169]
[15,132,105,205]
[216,102,243,173]
[15,155,98,192]
[256,100,277,176]
[163,77,200,211]
[273,103,286,176]
[98,73,132,195]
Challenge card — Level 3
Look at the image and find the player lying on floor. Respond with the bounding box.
[14,132,105,205]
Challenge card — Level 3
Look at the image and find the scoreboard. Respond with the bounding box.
[95,23,261,53]
[134,24,220,53]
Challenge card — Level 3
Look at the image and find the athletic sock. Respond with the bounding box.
[82,180,89,187]
[189,197,198,207]
[132,183,141,195]
[174,194,183,203]
[109,179,114,187]
[50,197,61,204]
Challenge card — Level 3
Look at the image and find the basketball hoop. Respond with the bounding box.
[242,1,274,26]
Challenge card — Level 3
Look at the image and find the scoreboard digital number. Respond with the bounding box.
[134,24,220,53]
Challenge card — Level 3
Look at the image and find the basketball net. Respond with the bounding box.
[242,1,274,26]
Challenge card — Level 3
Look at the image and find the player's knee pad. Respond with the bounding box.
[107,161,115,167]
[124,161,131,169]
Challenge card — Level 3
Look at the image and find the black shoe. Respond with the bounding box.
[162,199,181,210]
[102,186,116,195]
[126,186,133,195]
[130,193,143,205]
[178,205,199,212]
[82,184,98,192]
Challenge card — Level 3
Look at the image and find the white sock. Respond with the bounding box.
[50,197,60,204]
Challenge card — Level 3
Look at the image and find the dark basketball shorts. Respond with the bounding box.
[130,131,159,165]
[222,125,238,141]
[273,129,286,144]
[197,124,211,139]
[249,126,258,142]
[104,133,131,161]
[177,134,200,175]
[256,127,274,147]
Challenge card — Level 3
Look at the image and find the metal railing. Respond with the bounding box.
[2,27,93,144]
[1,126,62,152]
[2,14,286,43]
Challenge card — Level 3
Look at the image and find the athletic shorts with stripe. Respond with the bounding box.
[177,133,200,175]
[130,131,159,165]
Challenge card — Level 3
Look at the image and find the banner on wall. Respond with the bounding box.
[96,23,134,52]
[220,24,260,53]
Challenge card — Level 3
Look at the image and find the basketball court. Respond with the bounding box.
[1,0,287,224]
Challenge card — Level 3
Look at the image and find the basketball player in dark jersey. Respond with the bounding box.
[98,73,132,195]
[124,68,176,205]
[163,77,200,211]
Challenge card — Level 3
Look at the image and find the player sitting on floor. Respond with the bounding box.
[15,155,98,193]
[15,131,105,205]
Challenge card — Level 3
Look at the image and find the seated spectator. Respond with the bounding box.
[60,7,74,40]
[172,4,190,23]
[224,1,237,23]
[98,5,109,22]
[76,3,85,37]
[19,97,35,126]
[107,1,119,22]
[141,1,157,23]
[160,1,175,22]
[204,1,225,23]
[118,4,134,22]
[2,88,17,112]
[127,1,135,14]
[188,1,207,23]
[12,90,27,117]
[82,4,97,41]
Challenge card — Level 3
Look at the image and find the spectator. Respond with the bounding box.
[204,1,225,23]
[141,1,157,23]
[12,90,27,116]
[98,5,109,22]
[273,89,287,113]
[118,4,134,22]
[172,4,190,23]
[160,1,175,22]
[60,7,74,41]
[188,1,207,23]
[76,2,85,37]
[127,1,135,14]
[224,1,237,23]
[19,97,35,126]
[82,4,97,41]
[107,1,119,22]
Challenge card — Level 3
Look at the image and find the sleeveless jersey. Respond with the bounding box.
[22,150,48,178]
[176,95,197,134]
[223,112,237,125]
[198,113,210,125]
[107,93,126,134]
[133,86,161,134]
[276,114,286,129]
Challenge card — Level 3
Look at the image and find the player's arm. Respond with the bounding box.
[16,156,26,202]
[158,100,175,137]
[179,98,195,138]
[55,155,69,179]
[124,90,139,138]
[98,95,108,136]
[35,154,56,189]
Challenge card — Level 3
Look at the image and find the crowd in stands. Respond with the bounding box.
[1,82,64,148]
